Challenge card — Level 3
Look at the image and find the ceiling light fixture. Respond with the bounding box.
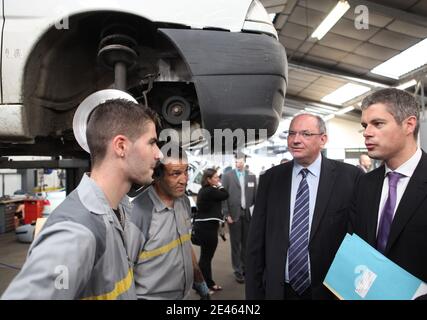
[371,38,427,79]
[304,107,329,115]
[323,114,335,121]
[323,105,355,122]
[310,103,340,112]
[396,79,417,90]
[321,83,371,105]
[335,106,355,115]
[311,0,350,40]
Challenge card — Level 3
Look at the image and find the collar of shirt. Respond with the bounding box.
[77,173,132,215]
[292,153,322,178]
[147,185,186,213]
[235,169,245,178]
[148,186,170,212]
[384,148,421,178]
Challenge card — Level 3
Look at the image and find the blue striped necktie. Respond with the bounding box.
[288,168,310,295]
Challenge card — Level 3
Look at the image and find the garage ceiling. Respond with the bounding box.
[260,0,427,121]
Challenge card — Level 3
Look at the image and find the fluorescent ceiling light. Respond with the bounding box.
[321,83,371,105]
[322,105,354,122]
[396,79,417,90]
[371,38,427,79]
[305,105,338,113]
[323,114,335,121]
[311,0,350,40]
[304,107,329,115]
[335,106,354,115]
[310,103,339,112]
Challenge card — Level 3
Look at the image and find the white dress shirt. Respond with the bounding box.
[376,148,422,235]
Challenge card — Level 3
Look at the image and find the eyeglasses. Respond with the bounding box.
[286,130,324,138]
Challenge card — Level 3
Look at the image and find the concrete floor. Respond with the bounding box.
[0,232,30,296]
[190,235,245,300]
[0,230,245,300]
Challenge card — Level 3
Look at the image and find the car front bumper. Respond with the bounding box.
[159,28,288,147]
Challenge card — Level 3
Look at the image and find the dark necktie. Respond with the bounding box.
[288,168,310,295]
[376,171,403,253]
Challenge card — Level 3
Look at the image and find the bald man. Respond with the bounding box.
[357,154,372,173]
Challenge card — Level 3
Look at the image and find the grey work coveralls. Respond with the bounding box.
[125,186,193,299]
[2,174,137,300]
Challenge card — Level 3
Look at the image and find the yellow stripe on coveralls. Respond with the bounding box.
[82,269,134,300]
[139,233,191,261]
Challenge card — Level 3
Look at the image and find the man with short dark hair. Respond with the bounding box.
[246,113,361,300]
[2,98,162,299]
[125,144,210,299]
[351,88,427,288]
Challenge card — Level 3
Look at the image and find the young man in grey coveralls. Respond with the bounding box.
[2,99,162,299]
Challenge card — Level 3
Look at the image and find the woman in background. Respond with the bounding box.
[194,168,229,291]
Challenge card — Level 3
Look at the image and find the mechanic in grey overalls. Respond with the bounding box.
[125,144,210,299]
[2,96,162,299]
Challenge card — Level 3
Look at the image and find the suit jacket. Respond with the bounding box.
[246,156,361,299]
[350,151,427,284]
[222,169,257,222]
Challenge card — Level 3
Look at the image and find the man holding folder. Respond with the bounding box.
[351,88,427,286]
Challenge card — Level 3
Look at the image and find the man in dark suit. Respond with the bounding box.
[246,113,361,300]
[350,88,427,289]
[222,156,257,283]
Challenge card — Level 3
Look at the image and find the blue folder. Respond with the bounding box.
[323,233,427,300]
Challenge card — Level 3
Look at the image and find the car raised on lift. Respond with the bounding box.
[0,0,287,157]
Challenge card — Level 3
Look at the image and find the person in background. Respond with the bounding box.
[222,155,257,284]
[125,144,210,300]
[14,201,25,228]
[246,113,361,300]
[2,99,162,299]
[357,154,372,173]
[194,168,229,292]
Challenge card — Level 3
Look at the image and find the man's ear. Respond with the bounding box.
[405,116,417,136]
[111,135,128,158]
[320,133,328,148]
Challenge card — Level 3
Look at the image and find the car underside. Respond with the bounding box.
[0,11,287,157]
